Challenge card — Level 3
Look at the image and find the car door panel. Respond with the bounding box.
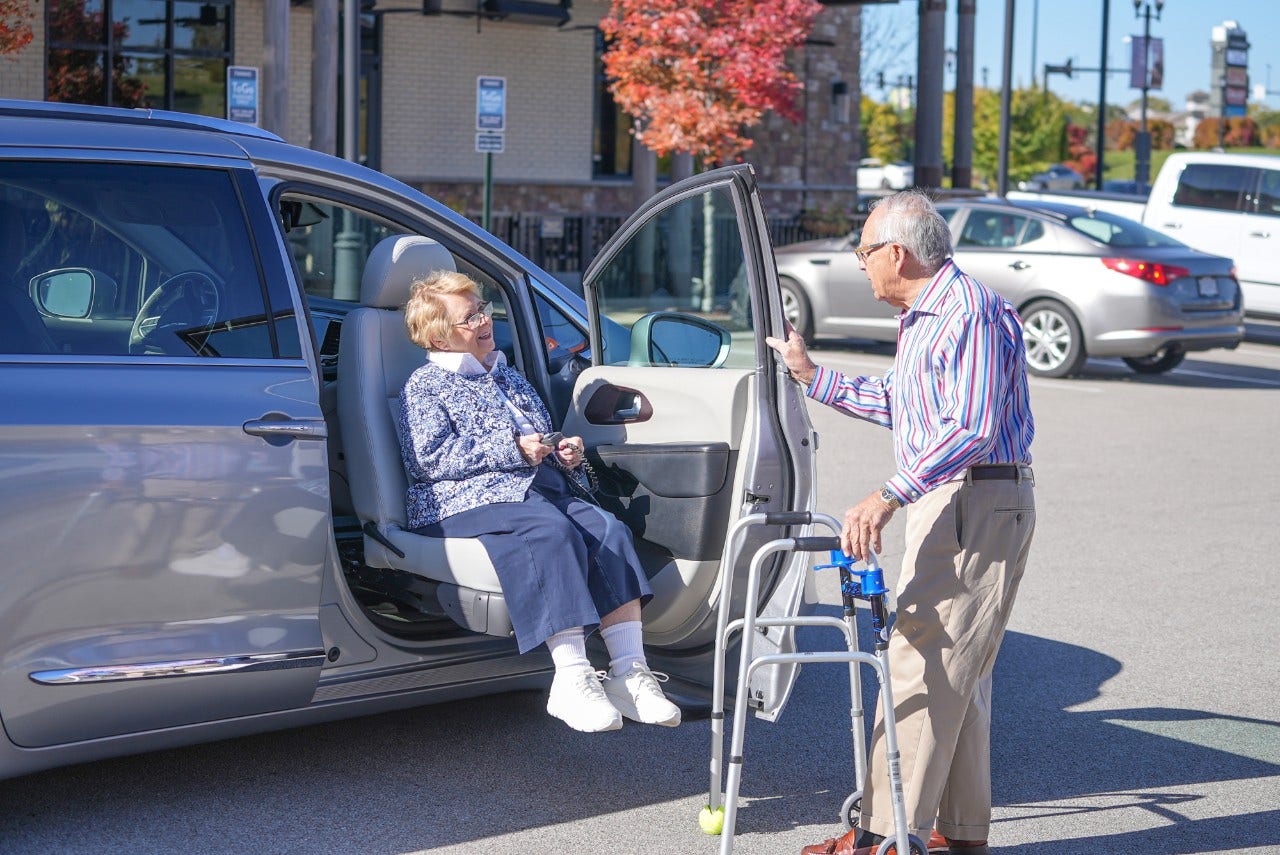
[565,366,751,639]
[575,165,817,719]
[0,363,328,748]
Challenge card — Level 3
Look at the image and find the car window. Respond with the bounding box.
[1252,169,1280,217]
[1172,163,1251,212]
[936,206,960,224]
[958,212,1033,248]
[535,292,589,371]
[1066,210,1184,248]
[589,185,754,369]
[1,161,291,359]
[279,196,409,302]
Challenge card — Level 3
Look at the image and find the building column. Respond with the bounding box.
[311,0,338,155]
[262,0,290,138]
[914,0,947,188]
[952,0,975,188]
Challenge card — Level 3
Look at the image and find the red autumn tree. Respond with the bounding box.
[1063,123,1096,181]
[45,0,146,106]
[599,0,822,167]
[1,0,34,56]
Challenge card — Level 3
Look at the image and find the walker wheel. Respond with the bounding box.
[839,790,862,830]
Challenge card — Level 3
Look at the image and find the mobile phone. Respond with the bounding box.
[540,431,564,448]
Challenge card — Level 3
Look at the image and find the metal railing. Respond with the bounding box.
[469,211,864,277]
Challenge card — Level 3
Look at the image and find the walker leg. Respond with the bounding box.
[868,592,913,855]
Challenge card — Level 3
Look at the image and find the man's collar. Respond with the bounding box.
[904,259,957,317]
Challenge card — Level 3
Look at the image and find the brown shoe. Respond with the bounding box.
[800,826,860,855]
[801,828,944,855]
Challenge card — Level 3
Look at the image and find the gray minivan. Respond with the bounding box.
[0,100,818,780]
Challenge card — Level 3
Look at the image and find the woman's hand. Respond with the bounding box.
[554,435,585,469]
[517,434,552,465]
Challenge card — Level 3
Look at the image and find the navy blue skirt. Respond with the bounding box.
[414,465,653,653]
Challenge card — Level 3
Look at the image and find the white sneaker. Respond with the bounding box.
[546,666,623,733]
[604,663,681,727]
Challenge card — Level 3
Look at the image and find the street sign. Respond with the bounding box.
[227,66,259,126]
[476,76,506,131]
[476,132,505,154]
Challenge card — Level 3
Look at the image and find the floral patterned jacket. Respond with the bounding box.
[395,360,584,529]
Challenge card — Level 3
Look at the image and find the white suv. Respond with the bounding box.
[856,158,914,191]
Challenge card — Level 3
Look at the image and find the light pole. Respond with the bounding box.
[1133,0,1164,187]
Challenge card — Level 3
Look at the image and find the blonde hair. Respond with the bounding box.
[404,270,481,350]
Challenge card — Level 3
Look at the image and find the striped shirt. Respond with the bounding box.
[806,259,1034,504]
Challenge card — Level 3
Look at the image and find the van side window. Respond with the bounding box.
[1252,170,1280,217]
[1,162,285,359]
[279,197,408,303]
[1172,164,1251,212]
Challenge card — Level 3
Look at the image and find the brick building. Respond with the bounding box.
[3,0,864,247]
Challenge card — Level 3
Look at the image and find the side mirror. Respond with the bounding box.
[30,268,95,319]
[629,311,731,368]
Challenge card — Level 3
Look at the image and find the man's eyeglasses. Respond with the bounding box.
[853,240,890,262]
[452,301,494,329]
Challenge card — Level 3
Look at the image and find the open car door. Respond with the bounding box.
[565,164,818,719]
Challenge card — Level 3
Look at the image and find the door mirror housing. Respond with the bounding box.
[30,268,96,319]
[630,311,731,367]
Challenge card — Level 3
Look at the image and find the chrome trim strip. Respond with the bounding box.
[29,650,327,685]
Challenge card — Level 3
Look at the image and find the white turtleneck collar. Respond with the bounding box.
[428,349,507,377]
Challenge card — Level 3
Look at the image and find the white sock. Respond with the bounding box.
[546,627,590,672]
[600,621,646,676]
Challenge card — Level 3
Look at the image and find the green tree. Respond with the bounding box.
[861,96,910,163]
[971,87,1071,187]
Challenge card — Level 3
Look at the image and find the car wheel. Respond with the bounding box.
[1123,346,1186,374]
[780,278,814,343]
[1021,299,1086,378]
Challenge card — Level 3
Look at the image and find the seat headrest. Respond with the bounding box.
[360,235,457,309]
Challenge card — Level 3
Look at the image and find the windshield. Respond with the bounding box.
[1067,210,1184,248]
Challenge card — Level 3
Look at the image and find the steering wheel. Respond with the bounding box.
[128,271,221,355]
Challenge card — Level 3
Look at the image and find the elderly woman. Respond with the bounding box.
[395,270,679,733]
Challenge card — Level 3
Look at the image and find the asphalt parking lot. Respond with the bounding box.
[0,324,1277,855]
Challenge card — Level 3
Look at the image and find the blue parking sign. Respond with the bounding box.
[477,76,506,132]
[228,66,259,126]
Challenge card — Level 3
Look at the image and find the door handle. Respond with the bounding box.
[243,416,328,445]
[1008,260,1030,271]
[808,258,831,266]
[1249,231,1271,238]
[1161,222,1182,229]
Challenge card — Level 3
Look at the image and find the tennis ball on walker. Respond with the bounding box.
[698,806,725,835]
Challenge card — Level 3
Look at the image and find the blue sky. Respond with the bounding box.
[865,0,1280,112]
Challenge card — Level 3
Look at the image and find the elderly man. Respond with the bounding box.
[767,190,1036,855]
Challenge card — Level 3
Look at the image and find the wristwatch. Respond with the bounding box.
[879,486,903,510]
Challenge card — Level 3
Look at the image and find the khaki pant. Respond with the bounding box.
[861,473,1036,842]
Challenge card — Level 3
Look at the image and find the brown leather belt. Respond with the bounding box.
[968,464,1034,482]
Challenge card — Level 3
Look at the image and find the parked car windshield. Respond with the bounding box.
[1065,210,1185,249]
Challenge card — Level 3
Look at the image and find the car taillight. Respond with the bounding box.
[1101,258,1190,286]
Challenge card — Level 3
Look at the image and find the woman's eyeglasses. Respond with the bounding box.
[453,301,494,329]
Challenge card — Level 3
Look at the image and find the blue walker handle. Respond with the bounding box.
[813,549,890,596]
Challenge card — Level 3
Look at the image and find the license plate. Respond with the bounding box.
[1197,276,1220,297]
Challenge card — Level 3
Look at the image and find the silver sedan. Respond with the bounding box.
[772,198,1246,377]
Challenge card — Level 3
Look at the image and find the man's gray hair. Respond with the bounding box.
[868,190,953,273]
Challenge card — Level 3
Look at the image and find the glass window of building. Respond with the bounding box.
[46,0,233,118]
